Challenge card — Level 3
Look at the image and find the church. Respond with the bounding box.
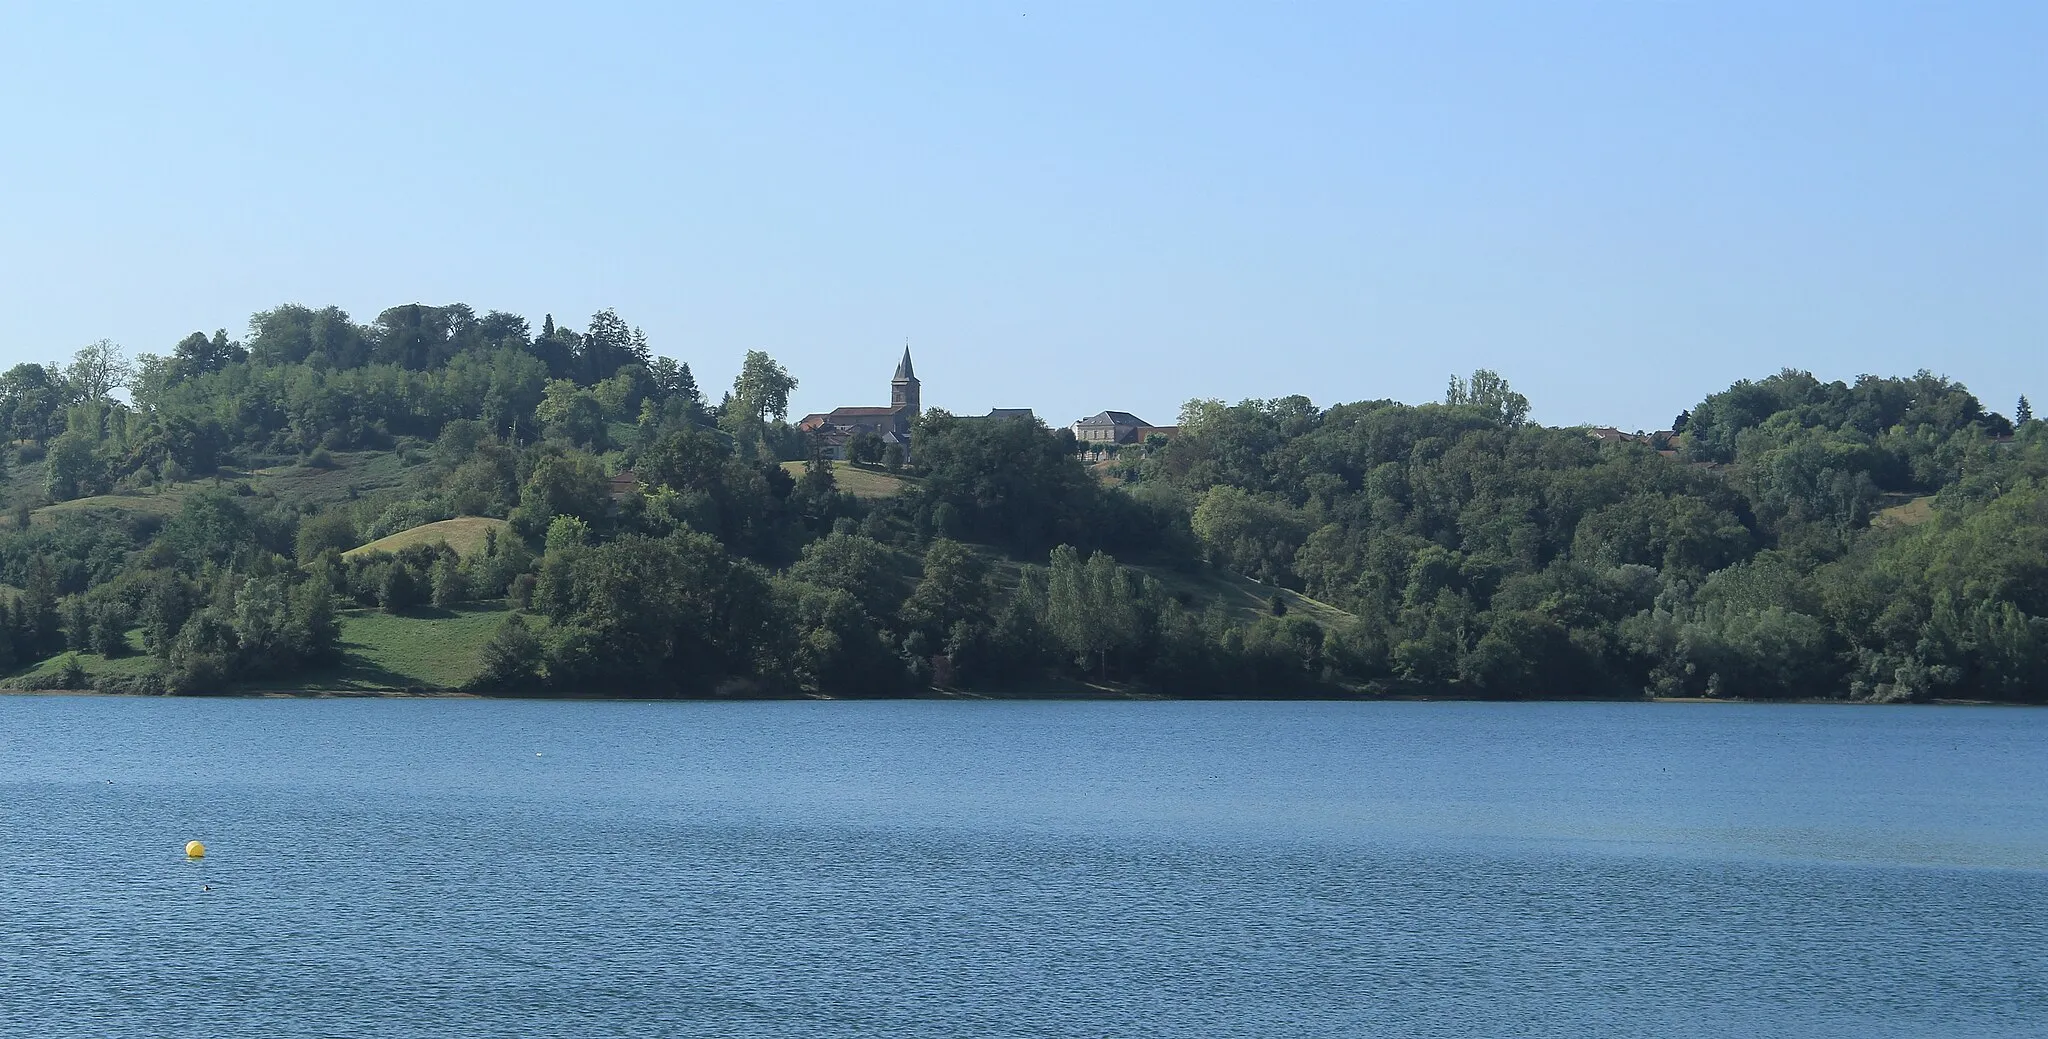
[796,347,921,460]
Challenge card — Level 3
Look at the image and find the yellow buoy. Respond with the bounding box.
[185,840,206,859]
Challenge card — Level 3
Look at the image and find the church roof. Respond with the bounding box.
[893,346,916,382]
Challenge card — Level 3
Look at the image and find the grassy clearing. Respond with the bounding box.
[970,545,1356,630]
[3,605,524,693]
[241,604,523,692]
[4,630,154,688]
[779,461,912,499]
[344,517,511,560]
[1875,494,1936,528]
[253,450,411,508]
[1144,565,1357,627]
[28,451,413,525]
[34,490,195,522]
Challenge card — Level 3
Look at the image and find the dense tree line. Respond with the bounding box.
[1123,369,2044,702]
[0,303,2040,702]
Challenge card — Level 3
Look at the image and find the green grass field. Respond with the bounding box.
[242,604,524,692]
[344,517,512,560]
[779,460,913,499]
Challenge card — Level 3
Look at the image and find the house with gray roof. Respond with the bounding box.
[1071,411,1151,445]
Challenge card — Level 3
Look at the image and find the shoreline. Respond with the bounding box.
[0,687,2028,707]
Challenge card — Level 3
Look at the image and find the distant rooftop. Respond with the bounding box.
[1075,410,1149,427]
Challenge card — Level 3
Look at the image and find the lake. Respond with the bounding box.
[2,697,2043,1037]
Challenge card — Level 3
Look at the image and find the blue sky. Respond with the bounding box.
[2,1,2040,430]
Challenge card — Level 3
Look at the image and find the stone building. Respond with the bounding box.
[797,348,922,460]
[1071,410,1151,445]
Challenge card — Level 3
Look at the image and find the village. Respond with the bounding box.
[793,347,1177,463]
[791,348,1719,468]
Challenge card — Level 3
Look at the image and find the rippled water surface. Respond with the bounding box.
[3,697,2044,1037]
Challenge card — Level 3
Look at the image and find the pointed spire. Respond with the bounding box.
[894,343,916,382]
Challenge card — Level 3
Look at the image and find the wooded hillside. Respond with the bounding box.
[3,303,2041,702]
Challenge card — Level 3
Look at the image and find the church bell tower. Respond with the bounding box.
[891,345,920,417]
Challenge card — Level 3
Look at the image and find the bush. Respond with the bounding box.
[469,613,545,691]
[296,512,359,562]
[380,563,423,613]
[508,572,537,610]
[430,555,469,607]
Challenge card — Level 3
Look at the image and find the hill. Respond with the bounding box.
[344,517,512,560]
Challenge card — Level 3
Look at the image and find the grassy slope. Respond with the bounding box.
[1875,494,1936,528]
[240,604,525,692]
[29,451,414,524]
[253,450,412,508]
[967,545,1356,630]
[778,460,912,498]
[4,606,522,692]
[1142,564,1356,627]
[6,630,155,687]
[35,491,193,521]
[343,517,511,560]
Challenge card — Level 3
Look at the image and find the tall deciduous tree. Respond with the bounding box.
[67,339,132,402]
[733,351,797,423]
[1045,546,1140,680]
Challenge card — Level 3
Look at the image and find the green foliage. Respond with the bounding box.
[733,350,797,424]
[430,554,469,606]
[900,539,992,641]
[1045,546,1142,679]
[789,532,902,622]
[472,613,545,691]
[1444,369,1530,428]
[43,430,102,502]
[771,577,905,696]
[4,295,2037,703]
[1191,485,1311,585]
[911,410,1108,552]
[529,531,779,692]
[296,511,357,562]
[162,490,254,569]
